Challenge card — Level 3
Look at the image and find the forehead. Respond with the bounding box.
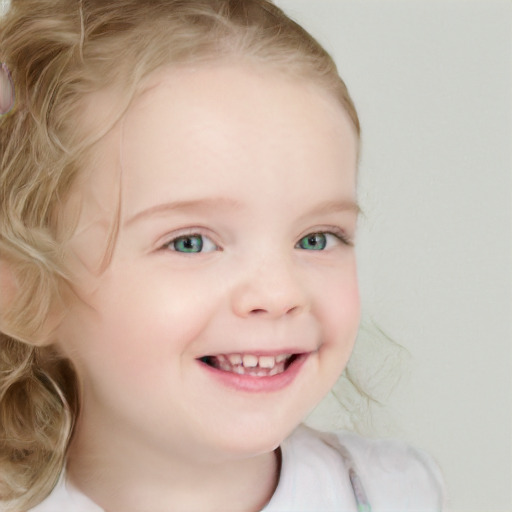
[117,65,357,211]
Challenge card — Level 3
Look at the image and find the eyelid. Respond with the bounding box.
[328,227,354,246]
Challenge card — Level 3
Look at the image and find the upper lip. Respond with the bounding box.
[196,348,313,358]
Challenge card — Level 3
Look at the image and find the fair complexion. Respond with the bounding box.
[57,64,360,512]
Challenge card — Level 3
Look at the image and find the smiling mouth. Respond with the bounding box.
[198,353,300,377]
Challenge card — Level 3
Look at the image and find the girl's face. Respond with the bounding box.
[58,64,360,463]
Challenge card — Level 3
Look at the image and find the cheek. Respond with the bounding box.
[125,265,224,344]
[57,297,175,407]
[314,260,360,345]
[66,263,222,360]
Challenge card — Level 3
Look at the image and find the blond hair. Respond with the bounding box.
[0,1,359,509]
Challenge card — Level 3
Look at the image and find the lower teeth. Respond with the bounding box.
[231,364,283,376]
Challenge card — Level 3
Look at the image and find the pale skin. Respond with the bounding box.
[55,64,360,512]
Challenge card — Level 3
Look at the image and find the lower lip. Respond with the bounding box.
[198,354,310,393]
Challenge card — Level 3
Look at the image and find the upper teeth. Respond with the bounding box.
[223,353,291,369]
[242,354,259,367]
[228,354,243,365]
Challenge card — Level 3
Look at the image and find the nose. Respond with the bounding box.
[230,254,309,319]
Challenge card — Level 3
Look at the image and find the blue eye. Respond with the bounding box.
[297,233,328,250]
[167,234,216,253]
[296,231,351,250]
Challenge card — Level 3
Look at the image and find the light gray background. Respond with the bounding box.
[272,1,511,511]
[2,0,511,511]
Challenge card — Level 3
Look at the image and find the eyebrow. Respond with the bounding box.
[305,199,361,217]
[124,196,360,227]
[124,197,242,227]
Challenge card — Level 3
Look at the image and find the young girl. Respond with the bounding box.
[0,1,444,510]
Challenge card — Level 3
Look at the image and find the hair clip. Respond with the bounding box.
[0,62,15,115]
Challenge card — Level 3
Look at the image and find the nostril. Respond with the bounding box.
[249,304,300,317]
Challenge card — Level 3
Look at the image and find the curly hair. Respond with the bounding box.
[0,1,359,509]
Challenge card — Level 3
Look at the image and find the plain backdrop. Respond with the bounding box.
[271,1,511,511]
[2,0,511,511]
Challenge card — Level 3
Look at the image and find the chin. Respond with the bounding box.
[206,411,307,459]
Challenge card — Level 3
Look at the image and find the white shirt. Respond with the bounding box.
[30,426,444,512]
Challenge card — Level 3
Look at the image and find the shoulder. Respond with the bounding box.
[336,428,445,511]
[283,425,446,511]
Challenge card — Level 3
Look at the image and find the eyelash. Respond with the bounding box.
[321,227,352,246]
[295,228,353,251]
[160,227,352,254]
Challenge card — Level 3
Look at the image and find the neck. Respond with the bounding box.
[67,417,280,512]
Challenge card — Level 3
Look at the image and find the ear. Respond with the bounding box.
[0,258,60,346]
